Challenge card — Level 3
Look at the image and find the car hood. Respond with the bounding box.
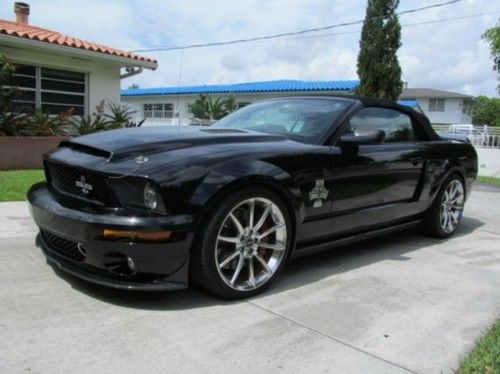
[63,126,287,161]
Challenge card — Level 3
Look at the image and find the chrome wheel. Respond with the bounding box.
[215,197,287,291]
[440,179,464,233]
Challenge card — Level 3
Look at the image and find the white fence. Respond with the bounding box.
[470,135,500,148]
[432,124,500,149]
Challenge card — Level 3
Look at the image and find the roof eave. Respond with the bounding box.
[0,33,158,70]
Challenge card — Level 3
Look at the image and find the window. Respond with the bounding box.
[10,63,86,115]
[41,68,85,115]
[347,107,415,143]
[10,65,36,112]
[462,101,472,115]
[429,98,445,112]
[213,98,350,144]
[143,103,173,118]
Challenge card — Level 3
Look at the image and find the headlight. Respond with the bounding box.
[143,182,166,213]
[109,178,167,214]
[144,183,159,210]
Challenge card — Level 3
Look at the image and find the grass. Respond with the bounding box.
[0,171,498,202]
[477,176,500,186]
[457,321,500,373]
[0,170,45,201]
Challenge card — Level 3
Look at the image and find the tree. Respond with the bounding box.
[0,54,16,113]
[356,0,403,100]
[472,96,500,127]
[482,22,500,93]
[188,93,235,121]
[128,83,140,89]
[0,54,30,136]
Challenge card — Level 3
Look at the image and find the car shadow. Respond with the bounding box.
[49,215,485,310]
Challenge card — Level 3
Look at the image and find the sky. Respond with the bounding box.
[1,0,498,96]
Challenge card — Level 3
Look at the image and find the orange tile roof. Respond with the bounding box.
[0,19,157,67]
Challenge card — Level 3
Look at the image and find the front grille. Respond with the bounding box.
[46,162,101,202]
[41,230,85,262]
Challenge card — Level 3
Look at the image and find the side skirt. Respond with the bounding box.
[291,219,422,259]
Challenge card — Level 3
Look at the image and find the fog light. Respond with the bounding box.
[103,228,171,242]
[103,252,136,276]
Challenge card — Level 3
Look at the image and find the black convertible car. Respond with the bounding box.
[28,96,477,298]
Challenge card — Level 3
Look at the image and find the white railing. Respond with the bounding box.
[470,135,500,148]
[432,124,500,148]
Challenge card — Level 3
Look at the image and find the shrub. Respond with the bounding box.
[69,100,146,135]
[189,93,235,121]
[26,108,72,136]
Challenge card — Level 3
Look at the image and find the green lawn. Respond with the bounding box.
[477,176,500,186]
[0,170,45,201]
[457,321,500,373]
[0,169,499,202]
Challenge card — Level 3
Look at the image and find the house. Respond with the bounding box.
[121,80,473,126]
[0,2,157,116]
[400,88,473,125]
[121,80,359,125]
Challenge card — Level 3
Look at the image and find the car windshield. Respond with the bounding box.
[212,98,351,144]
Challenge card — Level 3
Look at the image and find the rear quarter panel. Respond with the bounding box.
[418,140,477,209]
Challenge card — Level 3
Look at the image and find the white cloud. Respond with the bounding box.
[0,0,498,96]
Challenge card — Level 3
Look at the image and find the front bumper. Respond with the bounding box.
[28,183,194,291]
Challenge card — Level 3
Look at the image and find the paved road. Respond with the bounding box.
[1,188,499,374]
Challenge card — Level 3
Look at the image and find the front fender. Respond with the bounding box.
[189,159,304,228]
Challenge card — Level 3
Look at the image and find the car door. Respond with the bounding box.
[330,106,425,235]
[291,148,336,242]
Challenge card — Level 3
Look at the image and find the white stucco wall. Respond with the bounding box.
[415,97,472,124]
[122,90,352,126]
[2,43,121,115]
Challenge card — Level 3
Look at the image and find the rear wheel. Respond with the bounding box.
[191,188,291,298]
[422,175,465,238]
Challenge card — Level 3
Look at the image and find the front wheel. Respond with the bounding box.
[422,175,465,238]
[191,188,292,299]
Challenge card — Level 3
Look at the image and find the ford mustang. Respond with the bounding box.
[28,96,478,298]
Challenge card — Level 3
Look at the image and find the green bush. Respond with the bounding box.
[189,93,235,121]
[69,100,145,135]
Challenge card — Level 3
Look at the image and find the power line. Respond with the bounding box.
[286,11,500,41]
[132,0,463,53]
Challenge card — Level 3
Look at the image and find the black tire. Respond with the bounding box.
[190,187,292,299]
[422,174,465,238]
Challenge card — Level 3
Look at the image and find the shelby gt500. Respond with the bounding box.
[28,96,477,298]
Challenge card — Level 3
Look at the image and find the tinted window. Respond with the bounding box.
[348,107,414,143]
[213,99,351,144]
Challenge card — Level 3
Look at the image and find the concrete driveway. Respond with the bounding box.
[1,187,499,374]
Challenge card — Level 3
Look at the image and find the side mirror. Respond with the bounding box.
[340,129,385,145]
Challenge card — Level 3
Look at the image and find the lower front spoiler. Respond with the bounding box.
[37,234,188,291]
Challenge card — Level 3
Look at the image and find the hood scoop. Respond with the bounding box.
[59,140,112,160]
[199,128,247,134]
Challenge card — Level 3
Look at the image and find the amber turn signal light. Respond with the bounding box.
[103,229,171,242]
